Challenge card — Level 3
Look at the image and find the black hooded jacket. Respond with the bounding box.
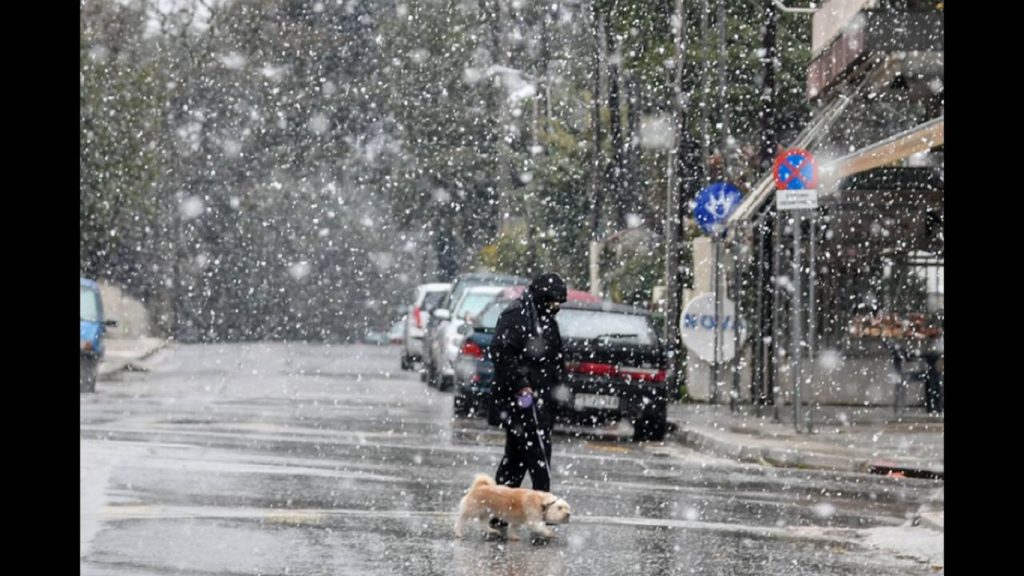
[490,273,568,429]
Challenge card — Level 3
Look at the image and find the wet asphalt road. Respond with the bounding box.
[81,343,943,575]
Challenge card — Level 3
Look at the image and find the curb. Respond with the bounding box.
[673,425,943,478]
[917,511,944,532]
[98,339,166,378]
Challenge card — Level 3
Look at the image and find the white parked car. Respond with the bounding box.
[401,283,452,370]
[428,285,505,389]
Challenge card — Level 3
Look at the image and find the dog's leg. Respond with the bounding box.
[527,521,554,538]
[481,513,502,538]
[454,514,465,538]
[454,497,469,538]
[506,522,522,541]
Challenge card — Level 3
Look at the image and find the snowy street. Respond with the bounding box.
[81,343,943,575]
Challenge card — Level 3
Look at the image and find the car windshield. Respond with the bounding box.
[81,287,100,323]
[557,309,658,346]
[421,290,447,311]
[454,291,501,319]
[476,300,511,330]
[449,277,523,310]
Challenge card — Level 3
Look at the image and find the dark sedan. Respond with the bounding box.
[453,299,670,441]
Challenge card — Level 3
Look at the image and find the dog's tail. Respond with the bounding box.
[470,474,495,490]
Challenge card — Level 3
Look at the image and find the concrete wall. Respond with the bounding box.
[97,281,150,340]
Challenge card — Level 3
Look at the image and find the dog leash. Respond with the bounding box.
[530,402,551,471]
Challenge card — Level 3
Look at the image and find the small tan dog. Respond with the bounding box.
[454,474,571,540]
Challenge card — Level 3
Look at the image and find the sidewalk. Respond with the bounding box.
[98,337,166,378]
[667,402,944,479]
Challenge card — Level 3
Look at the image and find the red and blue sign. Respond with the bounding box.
[773,148,819,190]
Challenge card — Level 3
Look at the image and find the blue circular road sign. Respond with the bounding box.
[693,182,743,235]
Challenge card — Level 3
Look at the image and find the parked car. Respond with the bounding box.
[427,285,505,390]
[80,278,117,393]
[422,272,526,388]
[451,298,508,418]
[440,273,530,319]
[496,284,603,304]
[401,282,452,370]
[452,287,603,417]
[455,299,669,441]
[364,317,405,346]
[556,302,670,441]
[387,318,405,345]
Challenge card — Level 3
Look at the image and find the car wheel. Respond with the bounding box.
[80,357,97,393]
[426,359,439,387]
[633,409,667,442]
[453,393,470,417]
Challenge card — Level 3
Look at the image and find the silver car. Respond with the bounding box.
[401,283,451,370]
[428,285,506,389]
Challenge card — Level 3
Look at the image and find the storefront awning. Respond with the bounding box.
[819,115,943,188]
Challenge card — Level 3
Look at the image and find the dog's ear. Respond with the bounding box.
[540,495,557,512]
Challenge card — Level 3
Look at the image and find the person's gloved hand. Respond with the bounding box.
[517,387,534,408]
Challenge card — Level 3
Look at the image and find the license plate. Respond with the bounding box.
[573,394,620,410]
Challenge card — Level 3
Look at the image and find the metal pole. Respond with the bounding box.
[807,215,817,434]
[771,210,782,422]
[790,211,803,433]
[712,235,721,404]
[731,231,742,413]
[808,217,817,357]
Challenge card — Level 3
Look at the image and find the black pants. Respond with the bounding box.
[924,366,943,414]
[495,421,552,492]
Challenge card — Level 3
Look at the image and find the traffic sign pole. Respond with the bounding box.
[773,149,820,434]
[807,214,817,434]
[772,210,782,423]
[791,212,803,433]
[731,232,742,414]
[712,236,721,404]
[693,181,744,407]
